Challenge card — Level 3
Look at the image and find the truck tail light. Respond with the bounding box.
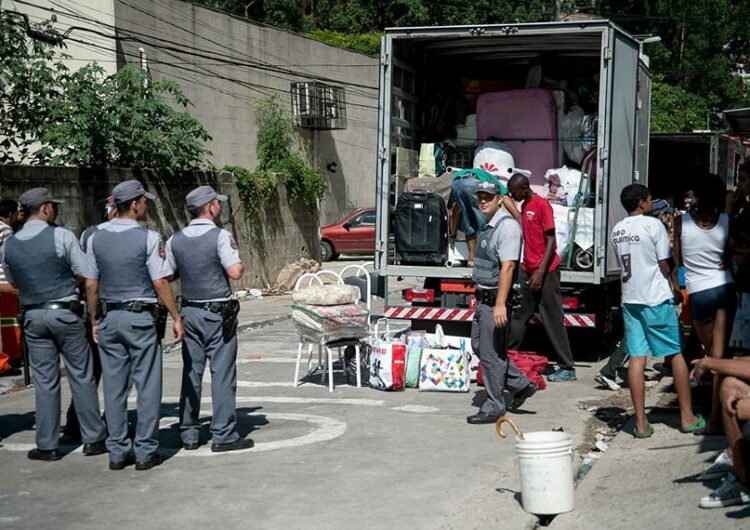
[561,296,579,310]
[403,288,435,303]
[468,295,478,309]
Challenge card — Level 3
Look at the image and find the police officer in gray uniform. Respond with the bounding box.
[63,195,117,441]
[84,180,184,470]
[0,188,107,460]
[166,186,252,452]
[467,180,537,425]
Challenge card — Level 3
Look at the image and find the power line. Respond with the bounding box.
[12,0,379,95]
[15,5,380,112]
[18,8,377,114]
[65,35,378,130]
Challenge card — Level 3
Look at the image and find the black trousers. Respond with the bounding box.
[599,341,628,379]
[508,268,575,370]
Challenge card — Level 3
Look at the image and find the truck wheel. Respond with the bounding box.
[320,241,335,262]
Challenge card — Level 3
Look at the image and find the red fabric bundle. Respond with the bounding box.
[476,350,548,390]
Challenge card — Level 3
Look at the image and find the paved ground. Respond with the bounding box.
[0,315,604,529]
[551,379,750,529]
[2,258,747,528]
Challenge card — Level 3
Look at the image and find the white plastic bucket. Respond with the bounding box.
[515,431,574,515]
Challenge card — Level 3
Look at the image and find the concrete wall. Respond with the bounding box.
[11,0,118,75]
[112,0,380,225]
[0,166,318,289]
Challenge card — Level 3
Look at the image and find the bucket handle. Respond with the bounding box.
[496,416,525,440]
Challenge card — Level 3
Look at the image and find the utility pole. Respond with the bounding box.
[554,0,561,21]
[139,47,148,89]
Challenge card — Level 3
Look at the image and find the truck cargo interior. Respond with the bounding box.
[386,28,611,274]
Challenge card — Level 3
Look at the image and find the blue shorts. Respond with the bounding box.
[689,283,736,322]
[623,301,681,357]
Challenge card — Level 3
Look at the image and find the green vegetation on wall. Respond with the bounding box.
[305,30,382,57]
[229,96,326,219]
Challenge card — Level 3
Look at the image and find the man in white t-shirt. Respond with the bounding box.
[611,184,704,438]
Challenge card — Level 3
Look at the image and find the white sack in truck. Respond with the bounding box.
[472,141,531,187]
[551,204,595,257]
[551,204,571,259]
[574,207,595,251]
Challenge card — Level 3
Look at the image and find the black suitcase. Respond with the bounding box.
[394,191,448,265]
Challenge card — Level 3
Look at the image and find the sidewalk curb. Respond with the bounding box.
[548,377,671,528]
[237,314,290,334]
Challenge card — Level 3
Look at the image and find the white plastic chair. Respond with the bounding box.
[292,267,370,392]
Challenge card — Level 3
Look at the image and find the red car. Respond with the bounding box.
[320,208,376,261]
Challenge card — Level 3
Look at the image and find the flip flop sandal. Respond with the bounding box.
[693,424,724,436]
[680,414,706,434]
[634,424,654,439]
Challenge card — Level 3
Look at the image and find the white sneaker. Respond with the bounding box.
[594,372,621,391]
[700,450,734,481]
[699,472,750,508]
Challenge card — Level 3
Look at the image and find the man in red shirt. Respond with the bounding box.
[0,200,21,375]
[507,174,576,381]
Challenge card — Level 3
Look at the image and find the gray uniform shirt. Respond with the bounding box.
[0,220,85,302]
[475,208,522,290]
[83,218,172,303]
[165,219,241,302]
[79,220,112,252]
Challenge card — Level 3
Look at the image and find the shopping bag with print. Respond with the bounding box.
[419,325,470,392]
[369,319,406,391]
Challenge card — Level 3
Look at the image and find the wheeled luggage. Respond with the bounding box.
[394,191,448,265]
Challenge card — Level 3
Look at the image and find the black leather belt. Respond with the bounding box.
[183,300,231,314]
[475,288,498,305]
[22,300,81,312]
[103,301,157,313]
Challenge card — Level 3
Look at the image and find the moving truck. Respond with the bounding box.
[373,21,653,352]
